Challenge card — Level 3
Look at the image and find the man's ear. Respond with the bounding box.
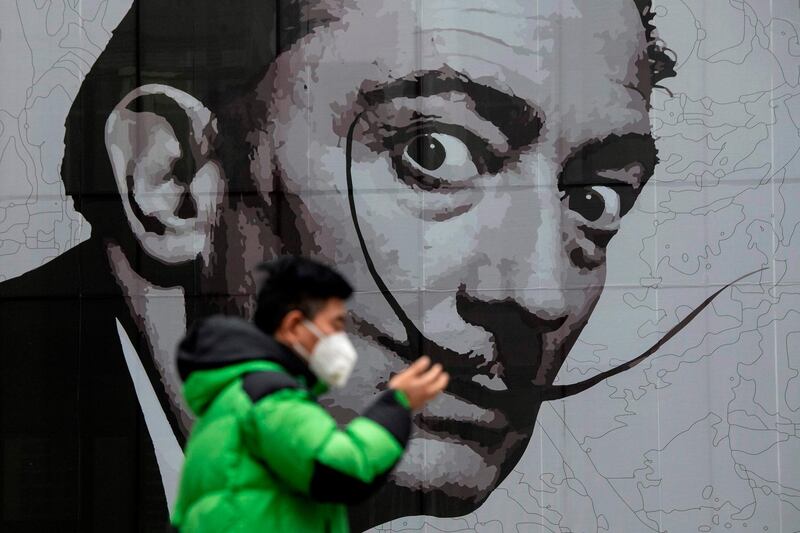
[105,84,225,264]
[276,309,306,347]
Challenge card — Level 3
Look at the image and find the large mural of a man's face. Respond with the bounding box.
[11,0,800,531]
[56,0,671,526]
[256,0,656,516]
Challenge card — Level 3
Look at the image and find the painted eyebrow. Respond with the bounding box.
[559,133,658,189]
[360,70,544,148]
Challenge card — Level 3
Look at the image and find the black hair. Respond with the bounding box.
[253,256,353,334]
[634,0,677,89]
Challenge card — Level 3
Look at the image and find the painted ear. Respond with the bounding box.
[105,84,225,264]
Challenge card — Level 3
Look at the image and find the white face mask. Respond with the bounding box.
[293,320,358,388]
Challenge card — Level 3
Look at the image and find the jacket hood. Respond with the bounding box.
[177,315,318,415]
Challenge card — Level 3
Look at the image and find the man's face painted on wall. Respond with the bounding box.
[190,0,654,513]
[203,0,655,509]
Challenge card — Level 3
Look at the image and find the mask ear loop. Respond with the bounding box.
[345,111,766,401]
[302,320,325,340]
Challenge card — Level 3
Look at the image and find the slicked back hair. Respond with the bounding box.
[62,0,675,237]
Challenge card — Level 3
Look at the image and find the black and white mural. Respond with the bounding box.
[1,1,798,531]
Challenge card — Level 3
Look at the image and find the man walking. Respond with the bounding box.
[170,256,448,532]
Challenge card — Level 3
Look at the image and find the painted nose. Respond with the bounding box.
[453,175,577,386]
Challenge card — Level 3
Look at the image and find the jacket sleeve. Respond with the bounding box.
[240,371,412,504]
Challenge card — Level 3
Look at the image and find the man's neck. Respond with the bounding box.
[106,242,194,434]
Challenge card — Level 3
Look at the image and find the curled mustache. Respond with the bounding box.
[345,111,766,402]
[534,267,766,400]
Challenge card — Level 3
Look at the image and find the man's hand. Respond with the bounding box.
[388,356,449,411]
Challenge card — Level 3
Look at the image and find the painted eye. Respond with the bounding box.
[405,134,447,170]
[401,133,479,187]
[564,185,622,224]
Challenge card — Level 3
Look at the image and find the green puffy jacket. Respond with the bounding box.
[170,316,411,532]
